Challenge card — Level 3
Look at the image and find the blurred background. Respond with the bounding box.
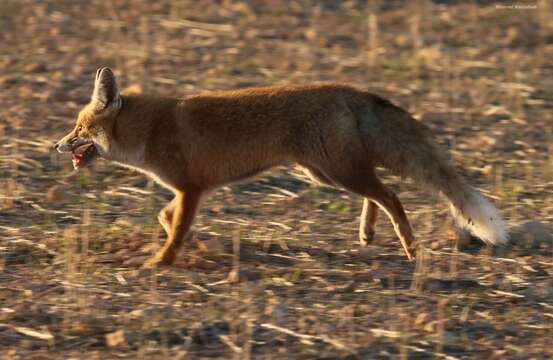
[1,0,552,358]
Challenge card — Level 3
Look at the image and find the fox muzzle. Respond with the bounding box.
[54,135,92,153]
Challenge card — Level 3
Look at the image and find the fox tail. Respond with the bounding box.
[365,97,509,245]
[447,189,509,245]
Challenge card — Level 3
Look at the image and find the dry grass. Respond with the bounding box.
[1,1,552,358]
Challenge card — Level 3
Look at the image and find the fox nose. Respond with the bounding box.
[54,143,59,151]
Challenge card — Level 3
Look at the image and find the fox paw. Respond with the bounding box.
[406,242,419,261]
[359,229,375,246]
[142,251,176,269]
[142,257,161,269]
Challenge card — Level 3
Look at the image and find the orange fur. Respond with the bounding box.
[55,68,508,267]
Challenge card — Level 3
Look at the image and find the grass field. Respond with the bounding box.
[1,1,552,358]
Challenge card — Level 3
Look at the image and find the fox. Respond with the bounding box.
[55,67,508,268]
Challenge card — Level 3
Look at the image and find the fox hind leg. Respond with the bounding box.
[367,185,415,260]
[303,166,378,244]
[314,165,415,260]
[359,199,378,245]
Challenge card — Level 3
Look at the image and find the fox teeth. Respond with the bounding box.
[71,151,82,169]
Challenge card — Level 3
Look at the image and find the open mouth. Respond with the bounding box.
[71,143,98,169]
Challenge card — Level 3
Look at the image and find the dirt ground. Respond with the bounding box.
[1,1,552,359]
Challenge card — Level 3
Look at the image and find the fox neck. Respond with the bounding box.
[90,94,185,192]
[99,94,179,172]
[97,95,155,169]
[108,141,147,168]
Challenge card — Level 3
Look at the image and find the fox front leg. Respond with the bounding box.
[143,189,202,268]
[157,198,177,237]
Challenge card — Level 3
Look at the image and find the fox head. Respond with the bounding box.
[55,67,122,169]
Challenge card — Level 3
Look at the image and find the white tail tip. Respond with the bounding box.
[450,192,509,245]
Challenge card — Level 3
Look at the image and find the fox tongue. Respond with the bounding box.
[71,150,83,166]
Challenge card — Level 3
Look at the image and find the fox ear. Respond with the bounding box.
[91,67,121,114]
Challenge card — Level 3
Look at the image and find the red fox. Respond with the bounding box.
[55,68,508,268]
